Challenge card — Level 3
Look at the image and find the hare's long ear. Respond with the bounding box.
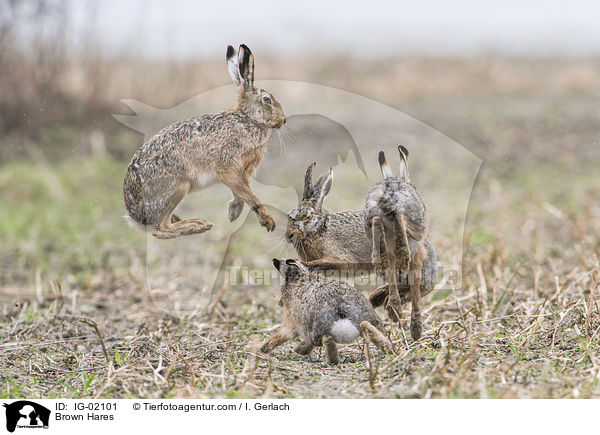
[378,151,393,179]
[312,168,333,212]
[398,145,410,182]
[303,162,316,201]
[238,44,254,89]
[226,45,241,86]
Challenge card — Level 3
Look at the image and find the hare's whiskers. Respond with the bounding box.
[274,236,288,257]
[281,123,296,140]
[265,226,288,255]
[280,125,295,151]
[298,240,309,261]
[276,129,288,158]
[277,130,286,157]
[278,231,293,256]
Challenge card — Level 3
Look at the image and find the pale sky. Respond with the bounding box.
[60,0,600,58]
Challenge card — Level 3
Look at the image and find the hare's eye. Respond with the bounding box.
[262,96,272,105]
[304,211,312,220]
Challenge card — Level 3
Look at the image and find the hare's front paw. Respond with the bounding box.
[256,207,276,232]
[228,197,244,222]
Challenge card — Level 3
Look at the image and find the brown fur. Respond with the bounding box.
[122,44,285,238]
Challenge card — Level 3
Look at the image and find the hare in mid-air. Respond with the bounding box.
[261,258,391,365]
[123,44,286,239]
[285,162,374,271]
[364,146,437,341]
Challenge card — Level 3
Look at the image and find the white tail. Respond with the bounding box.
[330,319,360,343]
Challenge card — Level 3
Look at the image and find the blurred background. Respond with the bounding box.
[1,0,600,398]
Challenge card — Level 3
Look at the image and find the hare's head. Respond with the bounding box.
[285,163,333,245]
[227,44,286,128]
[273,258,308,283]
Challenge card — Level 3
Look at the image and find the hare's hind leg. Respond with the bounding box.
[322,336,339,365]
[383,214,409,322]
[261,310,296,354]
[409,244,425,341]
[385,258,402,323]
[368,215,402,322]
[361,321,393,390]
[371,216,389,270]
[261,328,294,354]
[360,323,387,390]
[360,321,392,352]
[362,329,377,389]
[151,181,214,239]
[394,214,411,272]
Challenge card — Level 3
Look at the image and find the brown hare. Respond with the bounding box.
[261,258,391,365]
[285,162,373,271]
[123,44,286,239]
[364,146,437,341]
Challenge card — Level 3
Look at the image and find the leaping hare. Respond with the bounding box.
[123,44,286,239]
[364,146,437,341]
[261,258,391,365]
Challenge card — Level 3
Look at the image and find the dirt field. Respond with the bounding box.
[1,57,600,398]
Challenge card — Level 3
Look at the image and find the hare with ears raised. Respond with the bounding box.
[364,146,437,341]
[285,163,373,271]
[123,44,286,239]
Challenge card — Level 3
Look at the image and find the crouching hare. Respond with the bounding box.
[261,258,391,365]
[123,44,286,239]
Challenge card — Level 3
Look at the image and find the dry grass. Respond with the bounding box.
[2,235,599,398]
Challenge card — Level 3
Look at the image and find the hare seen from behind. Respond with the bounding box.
[261,258,390,365]
[364,146,437,341]
[123,44,286,239]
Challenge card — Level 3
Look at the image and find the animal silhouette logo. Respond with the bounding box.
[114,80,482,313]
[3,401,50,432]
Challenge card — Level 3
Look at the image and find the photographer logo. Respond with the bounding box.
[3,401,50,433]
